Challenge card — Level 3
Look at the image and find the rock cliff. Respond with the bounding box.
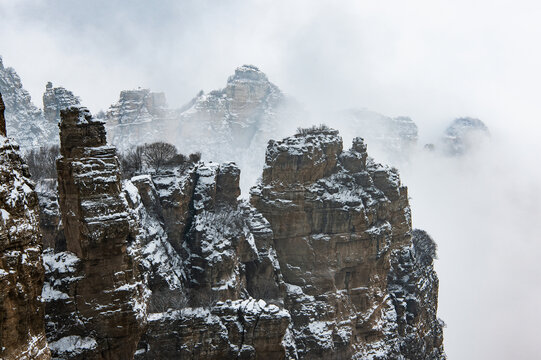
[250,128,445,358]
[37,121,444,358]
[0,56,56,150]
[45,106,148,359]
[105,89,173,151]
[0,93,50,359]
[42,82,80,124]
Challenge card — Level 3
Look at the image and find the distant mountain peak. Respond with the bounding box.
[227,64,269,83]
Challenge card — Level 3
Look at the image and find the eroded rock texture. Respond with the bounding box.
[46,106,148,359]
[0,93,50,359]
[125,162,291,359]
[251,128,445,359]
[39,119,444,359]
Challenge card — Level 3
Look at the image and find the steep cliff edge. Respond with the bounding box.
[0,93,50,359]
[45,106,148,359]
[251,127,445,358]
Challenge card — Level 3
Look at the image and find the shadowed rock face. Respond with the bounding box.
[50,105,148,359]
[0,92,5,136]
[0,92,50,359]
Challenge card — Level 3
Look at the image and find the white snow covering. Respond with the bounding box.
[48,335,97,356]
[42,250,80,274]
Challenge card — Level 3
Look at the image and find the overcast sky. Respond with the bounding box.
[2,1,541,358]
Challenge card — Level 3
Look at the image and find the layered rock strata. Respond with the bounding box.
[126,163,291,359]
[40,118,444,358]
[0,93,50,359]
[251,129,445,358]
[47,106,148,359]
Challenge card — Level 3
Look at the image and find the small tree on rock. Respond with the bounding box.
[143,142,178,173]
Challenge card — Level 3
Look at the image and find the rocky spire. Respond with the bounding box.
[54,105,148,358]
[0,92,5,136]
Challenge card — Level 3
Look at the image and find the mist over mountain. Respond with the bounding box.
[1,1,541,358]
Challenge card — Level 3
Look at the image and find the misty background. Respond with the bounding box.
[1,0,541,358]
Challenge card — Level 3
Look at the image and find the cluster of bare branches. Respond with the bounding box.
[119,141,201,178]
[25,145,60,180]
[295,123,333,135]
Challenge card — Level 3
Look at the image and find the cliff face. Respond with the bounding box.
[0,93,50,359]
[251,129,444,358]
[38,122,444,359]
[126,163,291,359]
[105,89,172,151]
[0,57,56,150]
[46,106,148,359]
[42,82,81,124]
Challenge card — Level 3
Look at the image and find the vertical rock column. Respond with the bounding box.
[0,91,6,136]
[56,106,147,359]
[0,93,50,359]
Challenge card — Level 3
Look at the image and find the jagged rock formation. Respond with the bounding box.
[104,65,301,191]
[442,117,489,155]
[0,56,56,150]
[176,65,289,158]
[38,122,444,359]
[0,93,50,359]
[251,128,445,358]
[105,89,172,151]
[125,163,291,359]
[42,82,80,124]
[336,109,418,164]
[45,106,148,359]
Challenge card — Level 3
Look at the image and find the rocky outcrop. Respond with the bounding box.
[175,65,298,168]
[105,89,173,151]
[0,93,50,359]
[124,161,291,359]
[46,106,148,359]
[442,117,489,155]
[0,56,56,150]
[42,82,80,124]
[104,65,301,191]
[251,128,445,358]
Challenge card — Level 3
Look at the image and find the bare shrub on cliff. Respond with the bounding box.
[296,123,333,135]
[119,145,144,179]
[25,145,60,180]
[143,142,178,173]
